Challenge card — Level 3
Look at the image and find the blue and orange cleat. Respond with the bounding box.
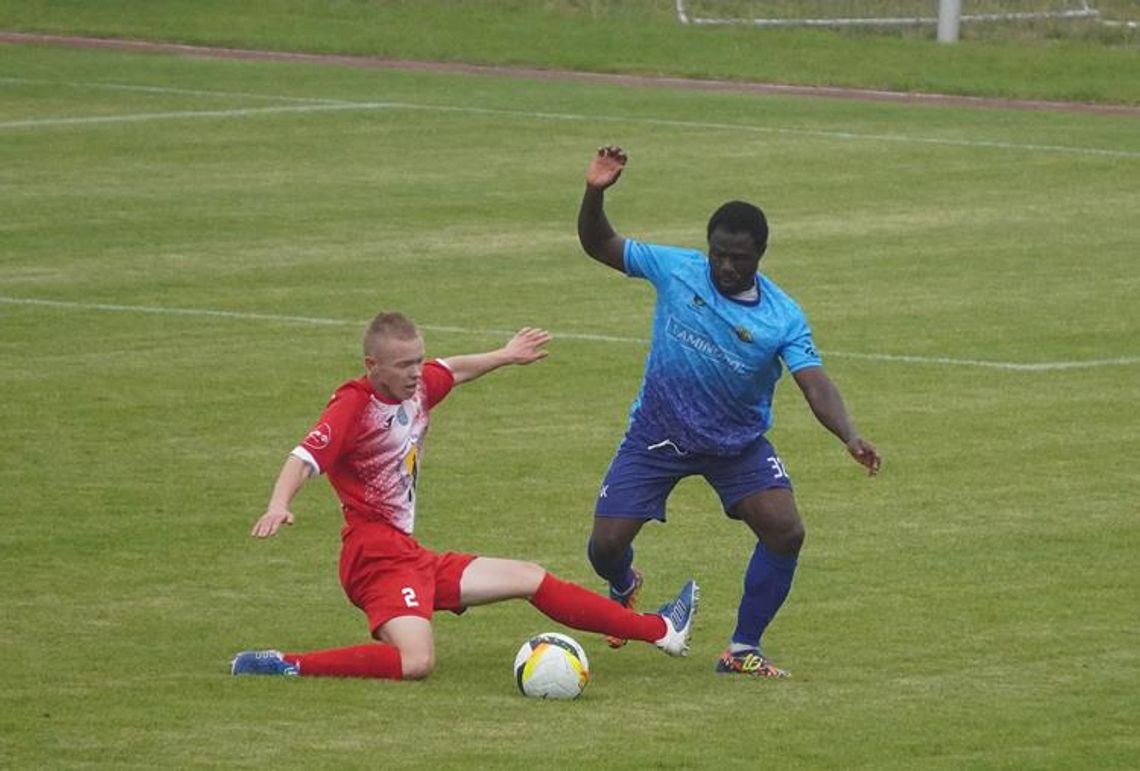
[605,568,644,648]
[715,648,789,678]
[230,649,300,677]
[654,579,699,657]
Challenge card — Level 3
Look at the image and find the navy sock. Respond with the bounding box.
[731,542,798,649]
[587,538,636,597]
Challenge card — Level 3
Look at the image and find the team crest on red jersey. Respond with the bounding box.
[304,422,332,450]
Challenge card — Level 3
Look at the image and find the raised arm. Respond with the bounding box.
[577,145,629,272]
[250,454,314,538]
[793,367,882,476]
[442,327,551,385]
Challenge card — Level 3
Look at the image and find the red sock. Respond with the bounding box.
[530,573,666,643]
[284,644,402,679]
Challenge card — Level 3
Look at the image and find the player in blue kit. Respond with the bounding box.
[577,146,882,678]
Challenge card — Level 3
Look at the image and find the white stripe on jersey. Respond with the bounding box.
[290,446,321,476]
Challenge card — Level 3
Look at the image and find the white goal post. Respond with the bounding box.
[675,0,1101,41]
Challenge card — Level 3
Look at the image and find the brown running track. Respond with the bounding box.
[1,31,1137,116]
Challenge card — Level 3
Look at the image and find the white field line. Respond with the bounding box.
[0,101,401,128]
[819,350,1140,372]
[1,76,1137,159]
[2,296,1136,372]
[0,76,357,104]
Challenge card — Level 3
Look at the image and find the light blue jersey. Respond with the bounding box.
[623,238,822,456]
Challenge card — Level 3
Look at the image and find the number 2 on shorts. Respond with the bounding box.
[401,587,420,608]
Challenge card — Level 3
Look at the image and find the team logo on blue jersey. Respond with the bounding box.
[691,294,706,308]
[735,326,754,343]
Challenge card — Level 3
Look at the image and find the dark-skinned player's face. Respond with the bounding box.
[707,228,762,296]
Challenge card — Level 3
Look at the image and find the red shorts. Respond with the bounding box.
[338,519,477,636]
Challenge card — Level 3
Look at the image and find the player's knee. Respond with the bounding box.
[588,531,626,562]
[769,521,805,556]
[587,537,622,581]
[400,649,435,681]
[515,560,546,595]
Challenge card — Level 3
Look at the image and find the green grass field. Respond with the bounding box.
[1,35,1138,770]
[1,0,1139,104]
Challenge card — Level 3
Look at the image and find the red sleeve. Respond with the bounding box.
[423,360,456,409]
[293,382,370,474]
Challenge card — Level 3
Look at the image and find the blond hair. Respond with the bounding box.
[363,311,419,356]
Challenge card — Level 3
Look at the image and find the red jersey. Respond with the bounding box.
[290,361,455,533]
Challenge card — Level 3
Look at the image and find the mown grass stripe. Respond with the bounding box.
[3,296,1135,372]
[2,76,1137,158]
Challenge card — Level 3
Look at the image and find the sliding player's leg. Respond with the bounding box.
[374,615,435,680]
[457,556,698,657]
[230,614,428,681]
[233,530,446,680]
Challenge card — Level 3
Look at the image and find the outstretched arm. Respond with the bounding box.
[577,145,629,272]
[250,454,313,538]
[442,327,551,385]
[793,367,882,476]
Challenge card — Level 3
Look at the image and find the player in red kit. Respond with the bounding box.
[231,311,698,681]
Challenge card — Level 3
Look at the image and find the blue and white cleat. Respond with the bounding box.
[654,579,699,657]
[230,649,300,676]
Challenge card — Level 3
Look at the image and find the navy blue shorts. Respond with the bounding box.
[593,434,793,522]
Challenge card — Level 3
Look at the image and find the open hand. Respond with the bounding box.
[251,508,295,538]
[587,145,628,190]
[503,327,552,365]
[846,437,882,476]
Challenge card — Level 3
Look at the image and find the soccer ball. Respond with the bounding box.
[513,632,590,700]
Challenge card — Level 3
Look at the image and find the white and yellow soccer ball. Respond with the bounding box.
[513,632,590,700]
